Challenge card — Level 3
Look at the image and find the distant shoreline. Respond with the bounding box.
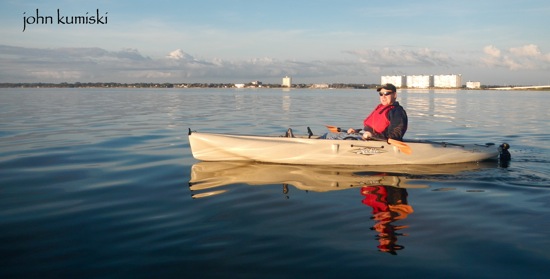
[1,82,548,91]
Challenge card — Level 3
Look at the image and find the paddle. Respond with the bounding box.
[387,139,412,155]
[325,125,341,133]
[325,125,412,155]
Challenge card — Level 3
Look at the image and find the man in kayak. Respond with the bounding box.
[347,83,408,141]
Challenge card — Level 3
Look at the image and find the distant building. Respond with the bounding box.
[434,74,462,88]
[381,75,407,88]
[311,83,329,89]
[466,81,481,89]
[282,76,292,87]
[234,83,245,88]
[407,75,433,88]
[382,74,462,89]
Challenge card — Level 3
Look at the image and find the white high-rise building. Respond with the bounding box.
[381,75,407,88]
[434,74,462,88]
[406,75,433,88]
[381,74,463,89]
[282,76,292,87]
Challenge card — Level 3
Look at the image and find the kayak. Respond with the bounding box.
[188,161,495,198]
[188,128,505,166]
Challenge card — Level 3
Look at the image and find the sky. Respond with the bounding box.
[0,0,549,85]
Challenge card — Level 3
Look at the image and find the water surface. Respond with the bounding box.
[1,88,549,279]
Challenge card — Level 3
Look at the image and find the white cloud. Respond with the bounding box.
[344,47,455,68]
[0,44,548,84]
[509,44,541,57]
[483,45,501,57]
[166,49,194,61]
[481,44,550,71]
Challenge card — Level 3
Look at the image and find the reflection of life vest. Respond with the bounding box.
[363,104,393,134]
[361,186,388,213]
[361,185,414,219]
[361,185,414,255]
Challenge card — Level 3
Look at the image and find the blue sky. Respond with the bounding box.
[1,0,549,84]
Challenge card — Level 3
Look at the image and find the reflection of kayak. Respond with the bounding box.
[188,130,501,166]
[188,161,493,198]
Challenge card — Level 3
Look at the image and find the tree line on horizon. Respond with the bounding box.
[0,82,374,89]
[0,82,535,89]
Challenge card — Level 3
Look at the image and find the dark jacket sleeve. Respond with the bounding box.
[385,105,408,141]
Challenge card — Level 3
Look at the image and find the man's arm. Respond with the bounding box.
[386,108,408,140]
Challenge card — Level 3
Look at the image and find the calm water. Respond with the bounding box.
[1,88,549,279]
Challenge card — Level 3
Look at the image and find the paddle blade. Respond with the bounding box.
[325,125,341,133]
[388,139,413,155]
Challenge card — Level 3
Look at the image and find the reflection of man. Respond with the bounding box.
[361,185,414,255]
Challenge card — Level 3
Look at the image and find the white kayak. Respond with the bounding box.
[188,129,505,166]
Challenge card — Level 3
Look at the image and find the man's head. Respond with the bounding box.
[376,83,397,106]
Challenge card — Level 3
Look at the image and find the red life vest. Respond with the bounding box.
[363,104,394,134]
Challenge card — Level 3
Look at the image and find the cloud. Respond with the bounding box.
[166,49,195,61]
[0,45,371,82]
[480,44,550,70]
[0,44,548,84]
[483,45,501,57]
[343,47,456,73]
[509,44,541,57]
[0,45,158,82]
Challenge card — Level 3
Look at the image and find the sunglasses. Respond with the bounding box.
[379,91,394,96]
